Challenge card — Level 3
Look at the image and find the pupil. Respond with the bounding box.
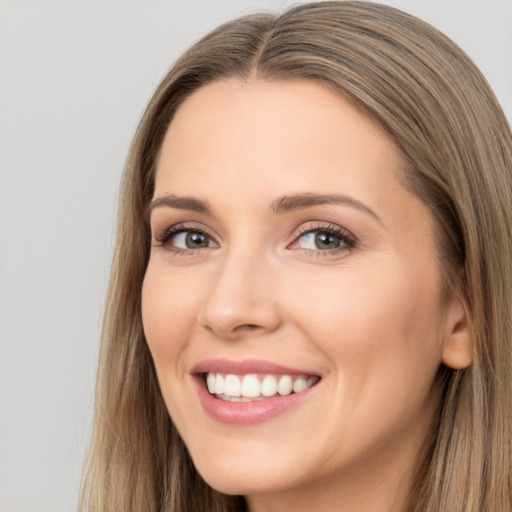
[186,232,208,248]
[315,232,340,250]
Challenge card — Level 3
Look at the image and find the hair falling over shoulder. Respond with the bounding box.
[79,2,512,511]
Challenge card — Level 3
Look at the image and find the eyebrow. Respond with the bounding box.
[148,192,381,223]
[147,194,212,218]
[271,193,381,223]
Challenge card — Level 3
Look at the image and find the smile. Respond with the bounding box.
[192,360,321,425]
[205,372,319,402]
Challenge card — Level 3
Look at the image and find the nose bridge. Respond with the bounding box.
[199,235,279,338]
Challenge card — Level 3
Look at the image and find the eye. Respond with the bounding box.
[172,231,215,249]
[289,224,356,254]
[296,231,342,250]
[154,224,218,253]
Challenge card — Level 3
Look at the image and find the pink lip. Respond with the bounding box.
[191,359,321,426]
[192,358,319,376]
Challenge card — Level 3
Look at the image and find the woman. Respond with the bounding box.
[80,2,512,511]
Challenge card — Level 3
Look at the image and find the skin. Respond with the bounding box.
[142,79,471,512]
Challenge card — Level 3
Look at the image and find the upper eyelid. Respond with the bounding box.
[293,221,356,238]
[153,221,216,238]
[297,222,346,233]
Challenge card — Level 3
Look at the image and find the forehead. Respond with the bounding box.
[155,78,405,199]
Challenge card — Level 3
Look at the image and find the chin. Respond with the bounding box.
[190,449,302,496]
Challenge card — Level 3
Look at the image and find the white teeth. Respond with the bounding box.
[218,395,263,403]
[241,375,261,398]
[292,377,307,393]
[215,374,225,395]
[224,374,241,397]
[277,375,293,396]
[205,372,318,399]
[206,373,216,394]
[261,375,278,397]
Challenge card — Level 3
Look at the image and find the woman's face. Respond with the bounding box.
[142,79,468,508]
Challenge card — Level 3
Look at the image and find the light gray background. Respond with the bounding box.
[0,1,510,511]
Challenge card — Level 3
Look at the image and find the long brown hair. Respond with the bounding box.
[80,2,512,511]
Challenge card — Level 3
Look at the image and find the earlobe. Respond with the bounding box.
[442,294,473,370]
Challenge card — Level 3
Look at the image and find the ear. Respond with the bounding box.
[442,291,473,370]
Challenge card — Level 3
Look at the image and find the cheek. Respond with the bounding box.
[284,262,445,396]
[141,263,199,367]
[141,262,210,433]
[282,265,446,453]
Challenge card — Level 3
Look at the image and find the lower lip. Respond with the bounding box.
[193,376,319,425]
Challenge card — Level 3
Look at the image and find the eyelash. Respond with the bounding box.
[153,223,215,255]
[153,222,357,256]
[292,223,357,255]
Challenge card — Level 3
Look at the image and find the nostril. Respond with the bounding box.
[235,324,260,331]
[201,323,259,333]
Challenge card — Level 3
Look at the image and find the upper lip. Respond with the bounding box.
[191,358,320,376]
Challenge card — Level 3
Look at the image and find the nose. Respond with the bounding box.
[198,247,281,340]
